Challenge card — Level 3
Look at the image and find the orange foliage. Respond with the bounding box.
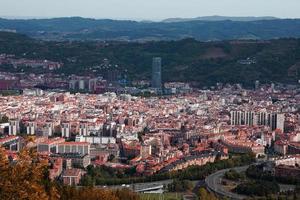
[0,148,59,200]
[0,147,140,200]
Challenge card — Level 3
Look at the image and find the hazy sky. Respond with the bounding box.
[1,0,300,20]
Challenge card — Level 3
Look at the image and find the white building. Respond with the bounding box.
[75,135,116,145]
[61,123,70,138]
[26,122,36,135]
[43,122,54,137]
[9,120,19,136]
[79,80,85,90]
[57,142,90,155]
[79,123,88,136]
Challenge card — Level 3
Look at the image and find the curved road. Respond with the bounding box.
[205,166,249,200]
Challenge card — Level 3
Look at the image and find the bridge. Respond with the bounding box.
[135,185,164,193]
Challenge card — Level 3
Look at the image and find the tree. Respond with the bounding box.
[168,179,193,192]
[235,180,279,196]
[108,154,115,162]
[0,147,140,200]
[0,147,59,200]
[58,186,139,200]
[198,187,218,200]
[0,115,9,123]
[224,169,245,181]
[114,189,139,200]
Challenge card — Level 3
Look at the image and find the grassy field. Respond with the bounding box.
[139,193,184,200]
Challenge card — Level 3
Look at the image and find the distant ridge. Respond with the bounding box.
[162,15,279,23]
[1,16,300,41]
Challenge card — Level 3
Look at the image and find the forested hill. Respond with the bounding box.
[1,17,300,41]
[0,32,300,87]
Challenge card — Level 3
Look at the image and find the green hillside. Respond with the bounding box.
[0,32,300,87]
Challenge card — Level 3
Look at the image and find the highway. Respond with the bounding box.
[205,166,248,200]
[100,180,173,193]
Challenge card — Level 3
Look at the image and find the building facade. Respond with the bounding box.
[151,57,162,90]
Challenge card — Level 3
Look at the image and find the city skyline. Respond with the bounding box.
[1,0,300,199]
[1,0,300,20]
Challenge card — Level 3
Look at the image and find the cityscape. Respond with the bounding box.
[1,1,300,200]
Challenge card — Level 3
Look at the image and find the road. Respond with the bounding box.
[99,180,173,192]
[279,184,296,192]
[205,166,248,200]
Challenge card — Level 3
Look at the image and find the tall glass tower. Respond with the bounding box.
[151,57,162,89]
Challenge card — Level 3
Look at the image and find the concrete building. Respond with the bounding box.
[57,142,90,155]
[37,138,65,153]
[230,111,255,126]
[69,80,77,90]
[61,123,70,138]
[230,111,285,131]
[141,144,152,159]
[151,57,162,90]
[88,78,97,92]
[61,168,83,186]
[257,112,285,131]
[8,120,19,136]
[79,80,85,90]
[0,136,20,151]
[75,135,116,145]
[79,123,88,136]
[52,153,91,168]
[26,122,35,135]
[43,122,54,137]
[255,80,260,90]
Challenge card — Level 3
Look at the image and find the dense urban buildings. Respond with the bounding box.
[1,12,300,200]
[0,79,300,191]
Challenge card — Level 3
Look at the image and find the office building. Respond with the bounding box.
[151,57,162,89]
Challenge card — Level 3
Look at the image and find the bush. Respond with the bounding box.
[167,179,193,192]
[235,180,280,196]
[224,169,245,181]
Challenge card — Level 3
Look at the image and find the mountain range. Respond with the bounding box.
[162,15,278,23]
[0,16,300,41]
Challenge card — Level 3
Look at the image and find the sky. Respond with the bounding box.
[1,0,300,20]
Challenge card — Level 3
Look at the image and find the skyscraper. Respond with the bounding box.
[152,57,162,89]
[255,80,260,90]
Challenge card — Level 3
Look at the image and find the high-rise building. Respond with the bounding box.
[69,80,77,90]
[9,120,19,136]
[79,80,85,90]
[44,122,54,137]
[79,123,88,136]
[255,80,260,90]
[257,112,284,131]
[151,57,162,89]
[61,123,70,138]
[26,122,35,135]
[230,111,285,131]
[230,111,255,126]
